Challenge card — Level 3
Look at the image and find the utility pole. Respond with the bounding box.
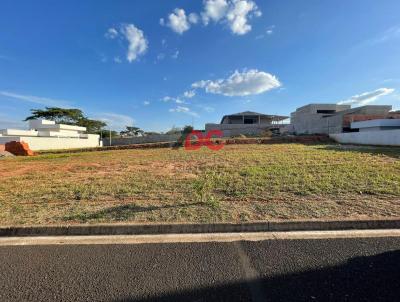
[109,129,112,146]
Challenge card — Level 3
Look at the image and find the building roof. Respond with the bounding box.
[229,111,265,116]
[220,111,289,124]
[293,103,351,113]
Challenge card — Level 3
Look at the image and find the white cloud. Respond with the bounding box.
[162,96,174,102]
[357,25,400,49]
[156,53,165,61]
[162,1,261,35]
[201,0,261,35]
[105,27,119,39]
[188,13,200,24]
[169,106,188,113]
[161,8,196,34]
[266,25,275,35]
[120,24,148,62]
[197,104,215,112]
[100,54,108,63]
[162,96,186,104]
[202,0,229,24]
[171,50,179,59]
[0,91,73,107]
[143,101,150,106]
[169,106,199,117]
[192,69,281,96]
[338,88,395,106]
[105,24,148,63]
[255,25,275,40]
[92,112,135,131]
[382,78,400,83]
[183,90,196,98]
[225,0,261,35]
[371,25,400,44]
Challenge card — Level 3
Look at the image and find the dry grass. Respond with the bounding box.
[0,143,399,225]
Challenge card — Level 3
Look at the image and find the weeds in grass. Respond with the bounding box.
[0,144,399,224]
[193,171,221,209]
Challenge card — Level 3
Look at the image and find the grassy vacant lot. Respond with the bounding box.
[0,143,399,225]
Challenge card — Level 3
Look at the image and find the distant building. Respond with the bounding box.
[330,118,400,146]
[351,119,400,132]
[291,104,400,134]
[0,119,101,151]
[205,111,289,137]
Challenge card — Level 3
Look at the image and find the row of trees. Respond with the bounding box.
[24,107,193,137]
[25,108,107,133]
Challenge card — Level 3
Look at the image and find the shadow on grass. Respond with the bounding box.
[63,202,203,222]
[321,144,400,160]
[114,250,400,302]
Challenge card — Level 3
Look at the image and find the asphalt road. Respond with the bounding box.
[0,237,399,301]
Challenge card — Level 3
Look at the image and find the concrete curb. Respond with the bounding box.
[0,218,399,237]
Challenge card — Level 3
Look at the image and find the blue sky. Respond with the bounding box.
[1,0,400,132]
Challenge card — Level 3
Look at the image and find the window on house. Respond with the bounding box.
[244,117,257,124]
[317,110,336,114]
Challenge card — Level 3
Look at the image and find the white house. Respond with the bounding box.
[330,119,400,146]
[0,119,102,151]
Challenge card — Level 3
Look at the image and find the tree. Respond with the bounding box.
[166,126,182,135]
[120,126,144,137]
[174,125,194,148]
[24,107,107,134]
[24,108,85,124]
[76,118,107,133]
[144,131,160,136]
[182,125,194,135]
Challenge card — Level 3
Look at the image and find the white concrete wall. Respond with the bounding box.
[330,129,400,146]
[351,119,400,129]
[103,134,181,146]
[0,135,101,151]
[0,136,21,145]
[28,119,86,132]
[1,129,39,136]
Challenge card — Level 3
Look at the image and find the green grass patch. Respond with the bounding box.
[0,144,399,224]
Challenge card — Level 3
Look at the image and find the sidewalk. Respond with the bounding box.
[1,218,399,237]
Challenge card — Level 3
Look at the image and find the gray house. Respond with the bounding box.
[206,111,289,137]
[291,103,398,134]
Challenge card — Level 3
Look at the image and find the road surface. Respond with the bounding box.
[0,234,399,301]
